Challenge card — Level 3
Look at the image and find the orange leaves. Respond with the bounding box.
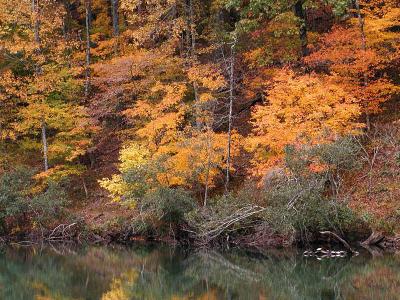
[247,69,362,175]
[306,26,379,77]
[187,64,226,91]
[127,81,188,148]
[0,70,27,140]
[151,82,188,113]
[156,129,240,188]
[305,6,399,116]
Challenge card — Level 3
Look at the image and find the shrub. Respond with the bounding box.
[132,187,195,236]
[0,167,67,235]
[265,137,362,240]
[186,137,363,245]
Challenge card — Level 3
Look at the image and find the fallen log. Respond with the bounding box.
[361,231,384,246]
[320,231,358,254]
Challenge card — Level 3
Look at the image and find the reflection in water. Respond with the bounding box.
[0,244,399,300]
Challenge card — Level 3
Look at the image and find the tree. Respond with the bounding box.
[84,0,91,97]
[246,69,362,176]
[305,2,399,119]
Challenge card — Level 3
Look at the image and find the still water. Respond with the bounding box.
[0,244,399,300]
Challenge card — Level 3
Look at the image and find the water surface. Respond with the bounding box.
[0,244,399,299]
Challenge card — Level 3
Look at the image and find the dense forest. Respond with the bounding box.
[0,0,399,247]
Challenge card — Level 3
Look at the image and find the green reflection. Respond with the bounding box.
[0,245,399,300]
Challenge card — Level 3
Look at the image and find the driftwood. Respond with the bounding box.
[360,232,400,252]
[45,223,77,242]
[361,231,385,246]
[195,205,266,244]
[320,231,358,254]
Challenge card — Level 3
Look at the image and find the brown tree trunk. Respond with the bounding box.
[32,0,49,171]
[354,0,370,130]
[294,0,308,57]
[111,0,119,37]
[85,0,91,98]
[110,0,119,54]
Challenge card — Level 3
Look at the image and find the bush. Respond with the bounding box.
[132,187,195,236]
[185,138,364,245]
[0,167,67,235]
[264,137,363,240]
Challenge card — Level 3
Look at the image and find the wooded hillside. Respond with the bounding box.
[0,0,399,245]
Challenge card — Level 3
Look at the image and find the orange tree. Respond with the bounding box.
[246,69,362,176]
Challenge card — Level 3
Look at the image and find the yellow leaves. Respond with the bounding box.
[128,80,188,148]
[0,70,26,140]
[119,143,150,172]
[100,129,241,199]
[152,129,240,189]
[99,174,130,203]
[34,165,85,183]
[99,142,149,203]
[0,0,66,59]
[124,101,152,118]
[199,93,214,102]
[247,69,362,175]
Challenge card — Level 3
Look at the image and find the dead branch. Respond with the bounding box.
[46,223,77,241]
[195,205,266,243]
[320,231,358,254]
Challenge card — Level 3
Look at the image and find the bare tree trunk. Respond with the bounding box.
[184,0,191,51]
[354,0,370,130]
[82,177,89,198]
[110,0,119,54]
[204,129,212,206]
[41,120,49,171]
[185,0,201,128]
[33,0,40,45]
[32,0,49,171]
[294,0,308,57]
[111,0,119,37]
[85,0,91,98]
[225,37,236,192]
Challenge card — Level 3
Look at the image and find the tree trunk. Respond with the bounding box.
[111,0,119,37]
[33,1,40,44]
[225,37,236,192]
[294,0,308,57]
[85,0,91,98]
[41,121,49,171]
[110,0,119,54]
[354,0,370,130]
[32,0,49,171]
[204,129,212,206]
[185,0,201,128]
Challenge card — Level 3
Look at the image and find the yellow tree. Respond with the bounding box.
[0,0,97,182]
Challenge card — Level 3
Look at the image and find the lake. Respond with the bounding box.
[0,244,399,299]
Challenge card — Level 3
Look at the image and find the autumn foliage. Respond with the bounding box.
[0,0,399,227]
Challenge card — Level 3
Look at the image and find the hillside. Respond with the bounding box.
[0,0,399,246]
